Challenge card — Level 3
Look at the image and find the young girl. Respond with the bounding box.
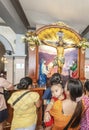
[44,73,66,130]
[80,80,89,130]
[50,78,83,130]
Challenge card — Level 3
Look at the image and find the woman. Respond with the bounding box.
[8,77,41,130]
[0,74,13,130]
[50,78,83,130]
[80,80,89,130]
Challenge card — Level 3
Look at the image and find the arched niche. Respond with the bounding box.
[0,34,14,53]
[28,23,85,84]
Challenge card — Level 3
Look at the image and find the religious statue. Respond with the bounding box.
[42,31,65,73]
[38,59,47,86]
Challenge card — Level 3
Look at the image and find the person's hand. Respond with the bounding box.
[44,111,51,122]
[7,84,14,90]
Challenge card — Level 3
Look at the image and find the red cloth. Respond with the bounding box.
[45,116,54,127]
[52,97,58,101]
[71,69,79,79]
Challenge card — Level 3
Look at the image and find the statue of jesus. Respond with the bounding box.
[42,31,65,73]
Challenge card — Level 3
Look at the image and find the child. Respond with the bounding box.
[80,80,89,130]
[43,73,66,130]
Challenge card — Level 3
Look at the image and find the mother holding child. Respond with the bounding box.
[44,73,88,130]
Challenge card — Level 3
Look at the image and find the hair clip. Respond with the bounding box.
[60,80,62,83]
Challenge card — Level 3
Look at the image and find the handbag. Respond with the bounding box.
[0,89,11,101]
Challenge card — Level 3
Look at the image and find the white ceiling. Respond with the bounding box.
[0,17,6,24]
[19,0,89,34]
[0,0,89,35]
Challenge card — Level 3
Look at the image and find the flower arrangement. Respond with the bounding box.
[23,31,41,50]
[77,38,89,50]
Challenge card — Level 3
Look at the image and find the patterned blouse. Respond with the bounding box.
[80,96,89,130]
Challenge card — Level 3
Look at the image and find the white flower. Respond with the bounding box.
[77,38,89,49]
[23,31,41,46]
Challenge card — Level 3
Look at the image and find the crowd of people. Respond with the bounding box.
[0,72,89,130]
[42,73,89,130]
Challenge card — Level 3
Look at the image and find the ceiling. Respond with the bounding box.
[0,0,89,36]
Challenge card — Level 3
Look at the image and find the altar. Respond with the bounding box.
[27,23,85,85]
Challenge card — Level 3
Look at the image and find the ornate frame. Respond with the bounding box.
[28,24,85,83]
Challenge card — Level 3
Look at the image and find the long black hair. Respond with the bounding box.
[64,78,83,130]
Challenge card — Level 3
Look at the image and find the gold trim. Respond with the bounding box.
[36,24,82,45]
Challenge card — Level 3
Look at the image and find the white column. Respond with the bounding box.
[5,55,14,83]
[14,56,26,84]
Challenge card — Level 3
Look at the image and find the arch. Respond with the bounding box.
[35,23,85,79]
[36,24,82,46]
[0,34,14,53]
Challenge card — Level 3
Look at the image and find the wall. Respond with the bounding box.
[0,26,26,83]
[0,42,5,72]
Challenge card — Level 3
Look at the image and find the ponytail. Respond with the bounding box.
[64,78,83,130]
[64,100,83,130]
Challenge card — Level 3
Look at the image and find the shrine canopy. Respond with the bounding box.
[36,22,82,48]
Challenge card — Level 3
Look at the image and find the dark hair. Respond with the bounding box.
[84,80,89,92]
[50,73,62,86]
[17,77,32,89]
[64,78,83,130]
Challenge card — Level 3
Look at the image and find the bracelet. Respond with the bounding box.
[45,111,49,113]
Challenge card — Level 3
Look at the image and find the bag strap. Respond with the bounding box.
[12,91,30,106]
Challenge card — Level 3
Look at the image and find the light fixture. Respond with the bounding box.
[1,56,8,63]
[6,50,12,55]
